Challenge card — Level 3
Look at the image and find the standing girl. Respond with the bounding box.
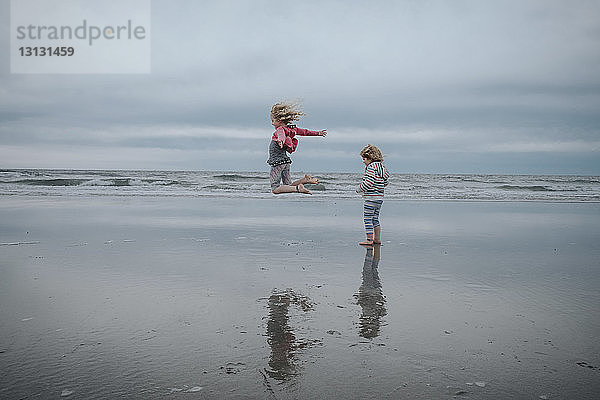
[357,144,390,246]
[267,101,327,195]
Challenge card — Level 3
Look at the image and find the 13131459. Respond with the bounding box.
[19,47,75,56]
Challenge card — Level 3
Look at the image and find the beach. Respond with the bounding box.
[1,196,599,399]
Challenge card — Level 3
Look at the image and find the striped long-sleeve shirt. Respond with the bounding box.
[357,161,389,197]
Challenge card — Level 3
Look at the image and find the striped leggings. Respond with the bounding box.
[363,199,383,235]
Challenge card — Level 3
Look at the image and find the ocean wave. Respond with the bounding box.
[79,179,132,187]
[141,179,182,186]
[202,184,247,191]
[6,178,182,187]
[10,178,89,186]
[459,178,511,185]
[456,178,486,183]
[496,185,555,192]
[111,178,132,186]
[305,184,326,191]
[213,174,267,181]
[551,178,600,185]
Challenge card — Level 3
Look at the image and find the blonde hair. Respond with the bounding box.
[360,144,384,162]
[270,101,306,125]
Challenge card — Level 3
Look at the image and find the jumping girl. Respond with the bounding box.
[267,101,327,195]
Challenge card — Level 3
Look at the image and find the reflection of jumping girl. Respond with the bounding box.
[357,144,390,246]
[267,102,326,195]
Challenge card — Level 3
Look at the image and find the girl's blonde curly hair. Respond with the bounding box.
[360,144,384,162]
[270,101,306,125]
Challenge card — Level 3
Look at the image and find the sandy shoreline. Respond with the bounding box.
[1,196,599,399]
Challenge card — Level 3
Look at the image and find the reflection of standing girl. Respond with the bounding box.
[356,245,386,338]
[357,144,390,246]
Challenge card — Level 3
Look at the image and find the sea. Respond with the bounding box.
[1,169,599,202]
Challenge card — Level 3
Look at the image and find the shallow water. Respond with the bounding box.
[1,197,599,399]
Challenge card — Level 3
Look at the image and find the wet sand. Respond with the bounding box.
[1,196,599,399]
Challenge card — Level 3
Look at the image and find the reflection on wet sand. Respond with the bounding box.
[265,289,313,381]
[355,245,387,339]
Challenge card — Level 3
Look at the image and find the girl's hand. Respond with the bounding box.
[319,130,327,137]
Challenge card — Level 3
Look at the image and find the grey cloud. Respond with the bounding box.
[1,0,599,173]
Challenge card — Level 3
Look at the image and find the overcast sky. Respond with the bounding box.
[1,0,599,174]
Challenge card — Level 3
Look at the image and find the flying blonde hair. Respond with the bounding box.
[270,100,306,125]
[360,144,384,162]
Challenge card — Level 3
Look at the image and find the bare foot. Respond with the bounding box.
[296,184,312,195]
[304,174,319,185]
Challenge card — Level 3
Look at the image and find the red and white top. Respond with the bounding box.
[272,125,322,153]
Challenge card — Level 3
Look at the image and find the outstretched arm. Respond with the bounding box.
[295,127,327,137]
